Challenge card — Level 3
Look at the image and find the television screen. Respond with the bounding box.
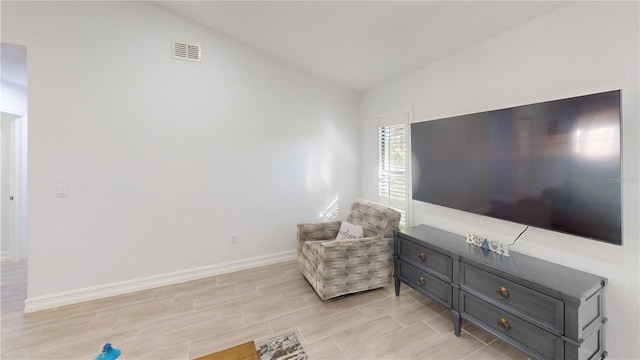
[411,90,622,245]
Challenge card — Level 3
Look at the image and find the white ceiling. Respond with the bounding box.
[158,1,569,93]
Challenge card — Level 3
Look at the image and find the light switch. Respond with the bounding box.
[56,184,68,197]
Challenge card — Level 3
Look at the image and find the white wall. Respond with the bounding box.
[361,2,639,359]
[1,1,360,303]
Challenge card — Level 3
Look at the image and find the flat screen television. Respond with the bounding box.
[411,90,622,245]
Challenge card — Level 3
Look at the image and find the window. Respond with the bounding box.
[377,111,410,226]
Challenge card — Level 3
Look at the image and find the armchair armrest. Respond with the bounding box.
[318,235,394,285]
[297,221,341,255]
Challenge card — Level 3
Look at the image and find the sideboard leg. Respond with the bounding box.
[452,312,462,337]
[394,276,401,296]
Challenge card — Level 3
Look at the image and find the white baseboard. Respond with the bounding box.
[24,250,297,313]
[1,251,9,262]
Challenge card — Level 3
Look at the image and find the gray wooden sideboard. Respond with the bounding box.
[393,224,607,360]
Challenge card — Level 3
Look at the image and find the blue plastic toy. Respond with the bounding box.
[95,343,121,360]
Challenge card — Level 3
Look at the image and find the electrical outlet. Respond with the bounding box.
[231,234,238,244]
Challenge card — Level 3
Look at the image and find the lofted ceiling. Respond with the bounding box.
[160,1,569,93]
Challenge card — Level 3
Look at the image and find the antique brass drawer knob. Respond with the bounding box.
[496,286,509,300]
[418,252,426,262]
[497,317,511,332]
[418,276,425,286]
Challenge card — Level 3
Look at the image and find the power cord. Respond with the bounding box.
[508,225,529,247]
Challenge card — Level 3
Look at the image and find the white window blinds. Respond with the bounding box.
[378,113,409,226]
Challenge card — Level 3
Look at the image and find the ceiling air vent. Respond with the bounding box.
[172,41,201,62]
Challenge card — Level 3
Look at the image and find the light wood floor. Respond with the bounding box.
[1,260,530,359]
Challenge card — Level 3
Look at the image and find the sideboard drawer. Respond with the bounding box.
[398,237,453,281]
[461,292,562,360]
[461,263,564,335]
[398,260,452,307]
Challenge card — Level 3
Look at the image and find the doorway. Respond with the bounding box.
[1,42,28,263]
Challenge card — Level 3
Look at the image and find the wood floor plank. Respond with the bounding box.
[304,336,342,359]
[332,314,404,353]
[407,332,485,360]
[161,312,245,347]
[465,339,531,360]
[368,321,440,359]
[297,308,368,341]
[201,292,283,316]
[328,288,388,312]
[357,292,420,319]
[243,296,308,325]
[269,303,337,333]
[389,300,442,327]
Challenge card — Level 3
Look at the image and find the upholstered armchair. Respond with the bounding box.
[297,199,401,300]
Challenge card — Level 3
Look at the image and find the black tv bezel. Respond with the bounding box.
[410,90,623,246]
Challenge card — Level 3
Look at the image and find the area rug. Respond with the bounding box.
[255,331,308,360]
